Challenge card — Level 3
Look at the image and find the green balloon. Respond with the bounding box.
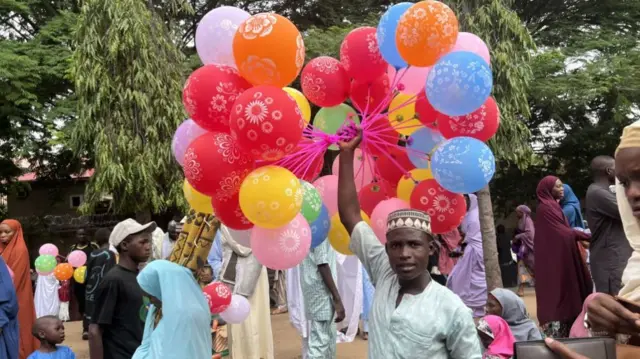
[301,181,323,223]
[35,254,57,272]
[314,104,360,134]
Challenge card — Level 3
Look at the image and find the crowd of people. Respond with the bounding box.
[0,120,637,358]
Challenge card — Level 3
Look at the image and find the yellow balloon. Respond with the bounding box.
[397,168,433,202]
[328,212,370,255]
[73,266,87,284]
[183,180,214,214]
[283,87,311,123]
[239,166,302,228]
[388,92,422,136]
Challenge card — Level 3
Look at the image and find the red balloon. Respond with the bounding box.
[362,115,398,157]
[212,192,253,230]
[359,181,395,217]
[182,64,252,132]
[410,179,466,234]
[340,27,387,83]
[437,97,500,141]
[203,281,232,314]
[350,75,392,113]
[301,57,350,107]
[229,86,305,161]
[375,147,414,186]
[415,94,440,129]
[183,132,255,198]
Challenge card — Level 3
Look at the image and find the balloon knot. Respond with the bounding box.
[397,83,406,91]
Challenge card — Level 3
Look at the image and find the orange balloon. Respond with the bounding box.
[395,1,459,67]
[54,263,74,281]
[233,13,305,87]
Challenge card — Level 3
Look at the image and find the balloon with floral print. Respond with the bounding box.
[395,1,459,67]
[233,13,305,87]
[301,56,350,107]
[340,27,387,83]
[431,136,496,193]
[182,64,251,132]
[371,198,410,244]
[239,166,303,228]
[409,179,466,234]
[183,132,255,199]
[359,181,395,217]
[350,75,392,113]
[300,181,323,223]
[437,96,500,141]
[203,281,232,313]
[212,192,253,230]
[328,211,370,255]
[230,86,305,162]
[250,213,311,270]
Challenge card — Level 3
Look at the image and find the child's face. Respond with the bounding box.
[40,318,65,344]
[199,268,213,284]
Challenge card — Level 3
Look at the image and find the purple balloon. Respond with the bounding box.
[195,6,251,67]
[220,294,250,324]
[172,119,207,166]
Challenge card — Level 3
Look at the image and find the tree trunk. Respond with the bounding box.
[476,185,503,290]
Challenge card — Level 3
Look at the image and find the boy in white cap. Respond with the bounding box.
[88,218,155,359]
[337,129,482,359]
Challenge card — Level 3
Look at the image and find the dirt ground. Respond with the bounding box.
[65,288,537,359]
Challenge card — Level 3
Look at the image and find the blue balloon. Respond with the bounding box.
[376,3,413,69]
[431,137,495,194]
[310,204,330,249]
[407,127,445,168]
[426,51,493,117]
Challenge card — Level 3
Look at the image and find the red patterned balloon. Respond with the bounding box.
[183,132,255,199]
[203,281,232,314]
[362,115,398,157]
[350,75,392,113]
[340,27,387,83]
[230,86,305,161]
[437,97,500,141]
[410,179,466,234]
[275,138,325,182]
[359,181,395,217]
[301,56,350,107]
[182,64,252,132]
[375,147,414,186]
[212,192,253,230]
[415,94,440,129]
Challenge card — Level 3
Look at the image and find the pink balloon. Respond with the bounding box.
[220,294,251,324]
[387,65,431,95]
[171,119,208,166]
[332,148,375,192]
[313,175,339,216]
[39,243,59,257]
[68,250,87,268]
[371,198,410,244]
[250,214,311,270]
[450,32,491,65]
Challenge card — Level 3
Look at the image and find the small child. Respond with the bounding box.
[27,315,76,359]
[198,264,214,289]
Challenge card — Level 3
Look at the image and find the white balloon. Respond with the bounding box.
[195,6,251,67]
[220,294,251,324]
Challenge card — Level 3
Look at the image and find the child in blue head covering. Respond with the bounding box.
[132,260,211,359]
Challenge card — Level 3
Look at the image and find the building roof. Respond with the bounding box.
[17,169,95,182]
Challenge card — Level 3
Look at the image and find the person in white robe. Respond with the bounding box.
[218,225,274,359]
[34,273,60,318]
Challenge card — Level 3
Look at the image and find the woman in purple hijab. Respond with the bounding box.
[534,176,592,338]
[513,205,535,297]
[447,194,487,317]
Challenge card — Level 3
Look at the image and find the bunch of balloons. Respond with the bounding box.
[174,0,500,289]
[34,243,88,282]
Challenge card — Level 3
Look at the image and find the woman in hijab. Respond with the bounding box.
[487,288,542,342]
[534,176,592,338]
[0,256,18,359]
[132,260,211,359]
[476,315,516,359]
[513,205,535,297]
[560,184,586,229]
[447,194,487,317]
[0,219,39,358]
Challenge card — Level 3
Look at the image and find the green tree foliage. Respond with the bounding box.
[71,0,192,215]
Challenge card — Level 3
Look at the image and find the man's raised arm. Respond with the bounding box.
[338,129,363,234]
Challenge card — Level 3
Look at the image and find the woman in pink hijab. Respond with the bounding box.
[477,315,516,359]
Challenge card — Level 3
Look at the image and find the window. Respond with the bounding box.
[70,195,84,209]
